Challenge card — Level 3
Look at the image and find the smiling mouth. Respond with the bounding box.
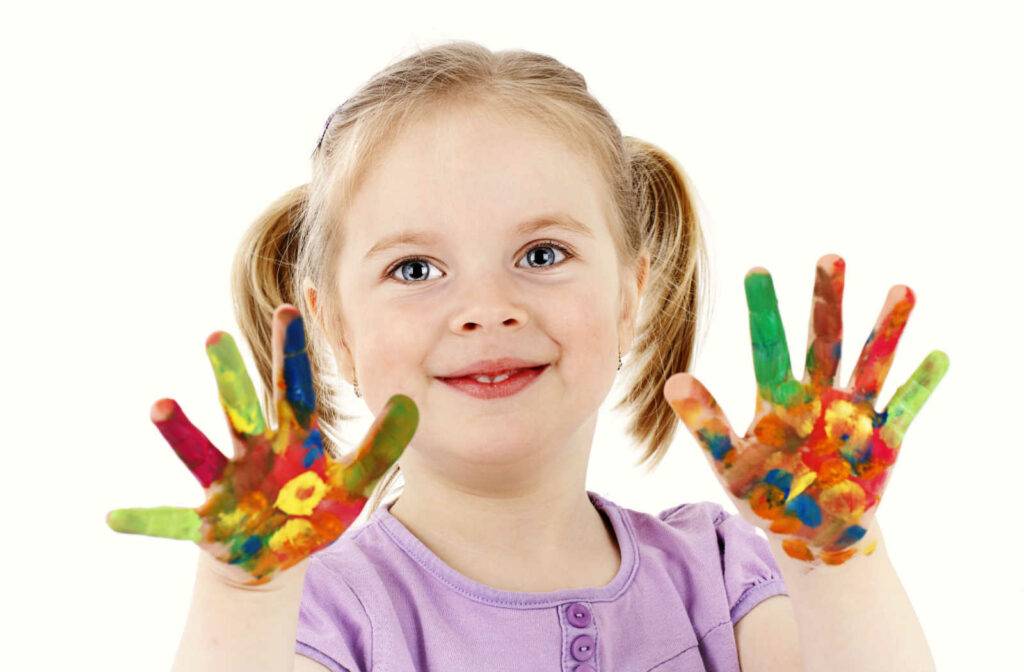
[438,365,548,384]
[436,364,549,399]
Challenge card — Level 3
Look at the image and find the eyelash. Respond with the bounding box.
[383,240,575,284]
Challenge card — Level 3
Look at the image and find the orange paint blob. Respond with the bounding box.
[817,458,851,486]
[782,538,814,562]
[748,483,787,520]
[821,548,858,565]
[770,516,803,534]
[753,414,792,447]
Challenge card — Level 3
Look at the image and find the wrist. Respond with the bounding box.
[196,548,310,593]
[767,517,886,578]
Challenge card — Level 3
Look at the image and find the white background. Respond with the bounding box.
[3,1,1020,669]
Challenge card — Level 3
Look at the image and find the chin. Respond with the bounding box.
[440,429,555,465]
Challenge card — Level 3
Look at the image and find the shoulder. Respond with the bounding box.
[653,501,800,670]
[630,499,790,624]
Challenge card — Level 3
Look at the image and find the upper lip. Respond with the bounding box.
[439,358,548,378]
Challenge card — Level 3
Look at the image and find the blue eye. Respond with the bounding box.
[385,241,574,284]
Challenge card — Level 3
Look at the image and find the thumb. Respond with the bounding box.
[664,372,740,467]
[664,372,774,500]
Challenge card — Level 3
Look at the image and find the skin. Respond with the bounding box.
[664,254,948,567]
[304,103,650,589]
[107,306,418,585]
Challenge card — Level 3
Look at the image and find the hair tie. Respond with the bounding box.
[311,100,350,157]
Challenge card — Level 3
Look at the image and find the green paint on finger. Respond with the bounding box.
[767,379,806,408]
[206,332,266,435]
[344,394,419,497]
[107,506,202,541]
[745,272,792,391]
[880,350,949,446]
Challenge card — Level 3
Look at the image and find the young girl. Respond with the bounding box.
[108,40,945,671]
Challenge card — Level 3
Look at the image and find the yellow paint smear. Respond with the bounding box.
[268,518,315,553]
[274,471,328,516]
[786,471,818,503]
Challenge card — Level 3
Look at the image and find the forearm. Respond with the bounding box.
[172,552,309,672]
[767,521,935,672]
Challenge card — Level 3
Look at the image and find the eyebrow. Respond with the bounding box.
[362,213,595,261]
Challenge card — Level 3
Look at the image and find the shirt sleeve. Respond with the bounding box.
[295,556,372,672]
[710,503,790,624]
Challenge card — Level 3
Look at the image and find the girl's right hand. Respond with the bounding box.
[107,304,417,585]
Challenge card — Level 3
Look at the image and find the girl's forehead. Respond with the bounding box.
[375,105,594,180]
[347,114,607,231]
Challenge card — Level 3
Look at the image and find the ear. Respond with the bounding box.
[618,247,650,355]
[302,277,356,386]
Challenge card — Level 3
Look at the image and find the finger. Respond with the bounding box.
[664,372,742,465]
[848,285,915,405]
[151,398,228,488]
[107,506,202,541]
[205,331,268,438]
[745,269,795,404]
[270,305,295,412]
[879,350,949,447]
[273,308,317,430]
[804,254,845,389]
[333,394,418,499]
[664,372,775,497]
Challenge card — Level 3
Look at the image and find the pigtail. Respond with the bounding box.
[614,137,710,472]
[228,184,352,436]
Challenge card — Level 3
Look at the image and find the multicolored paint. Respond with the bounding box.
[665,254,948,567]
[108,315,418,584]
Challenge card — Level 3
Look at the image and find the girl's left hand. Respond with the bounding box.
[664,254,948,567]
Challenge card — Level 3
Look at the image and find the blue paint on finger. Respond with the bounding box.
[697,428,733,461]
[283,318,316,426]
[303,430,325,467]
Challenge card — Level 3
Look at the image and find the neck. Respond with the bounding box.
[386,418,621,592]
[389,486,620,592]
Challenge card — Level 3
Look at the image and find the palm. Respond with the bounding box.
[108,305,418,584]
[664,254,948,567]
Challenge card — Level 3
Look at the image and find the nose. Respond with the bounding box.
[448,274,529,334]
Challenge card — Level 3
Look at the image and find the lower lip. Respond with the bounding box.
[437,365,548,400]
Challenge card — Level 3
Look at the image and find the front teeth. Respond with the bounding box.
[472,369,519,384]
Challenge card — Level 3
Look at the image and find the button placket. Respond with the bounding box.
[560,601,599,671]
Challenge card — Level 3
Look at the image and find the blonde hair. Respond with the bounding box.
[230,40,709,518]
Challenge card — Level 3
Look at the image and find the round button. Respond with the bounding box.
[571,634,595,661]
[567,602,592,628]
[575,666,597,672]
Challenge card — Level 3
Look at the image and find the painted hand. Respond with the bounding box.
[107,305,417,584]
[664,254,948,567]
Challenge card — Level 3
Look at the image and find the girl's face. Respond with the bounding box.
[328,104,645,481]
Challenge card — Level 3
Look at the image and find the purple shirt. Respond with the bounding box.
[296,490,789,671]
